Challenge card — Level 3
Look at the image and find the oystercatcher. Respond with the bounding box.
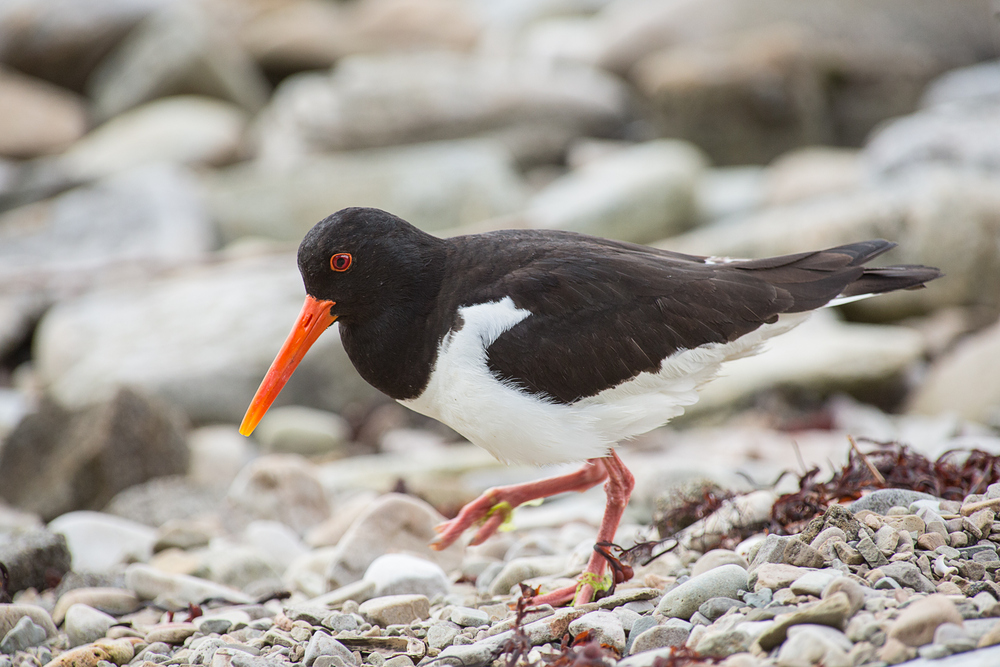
[239,207,940,605]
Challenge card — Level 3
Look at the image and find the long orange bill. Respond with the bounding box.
[239,295,338,436]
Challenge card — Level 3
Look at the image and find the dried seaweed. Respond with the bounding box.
[771,438,1000,532]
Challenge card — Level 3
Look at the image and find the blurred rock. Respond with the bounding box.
[256,405,351,458]
[525,140,706,244]
[865,102,1000,177]
[239,0,479,77]
[53,95,248,181]
[0,67,87,158]
[253,51,627,165]
[186,425,254,491]
[0,388,189,520]
[599,0,1000,164]
[200,544,282,592]
[695,166,767,222]
[907,317,1000,426]
[64,603,116,646]
[49,510,156,572]
[0,164,213,301]
[765,147,863,205]
[87,0,270,121]
[0,529,71,596]
[921,59,1000,108]
[33,253,375,423]
[204,139,526,243]
[103,476,221,527]
[363,553,450,598]
[125,562,252,606]
[225,454,330,534]
[0,0,173,91]
[685,310,925,417]
[661,168,1000,320]
[325,493,463,589]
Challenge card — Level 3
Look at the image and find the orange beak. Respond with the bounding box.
[239,295,338,436]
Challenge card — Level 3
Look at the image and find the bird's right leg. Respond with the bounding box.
[429,458,609,550]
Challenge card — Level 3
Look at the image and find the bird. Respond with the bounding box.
[238,206,941,606]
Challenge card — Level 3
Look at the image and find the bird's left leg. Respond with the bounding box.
[528,451,635,607]
[430,458,609,550]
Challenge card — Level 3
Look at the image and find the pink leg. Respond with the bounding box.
[527,451,636,607]
[430,459,608,550]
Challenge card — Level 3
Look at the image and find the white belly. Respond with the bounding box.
[401,297,806,466]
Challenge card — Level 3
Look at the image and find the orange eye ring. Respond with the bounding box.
[330,253,352,272]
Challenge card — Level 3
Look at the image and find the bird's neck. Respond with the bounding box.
[338,251,451,401]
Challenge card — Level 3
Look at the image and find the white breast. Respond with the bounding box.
[401,298,808,466]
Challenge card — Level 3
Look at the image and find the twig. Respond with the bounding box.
[848,435,885,485]
[791,440,807,475]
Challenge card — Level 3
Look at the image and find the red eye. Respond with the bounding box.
[330,253,352,272]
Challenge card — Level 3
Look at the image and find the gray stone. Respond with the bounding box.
[487,556,568,597]
[791,569,842,597]
[0,529,71,597]
[358,595,430,627]
[427,621,462,650]
[694,627,751,658]
[87,1,269,120]
[55,96,247,181]
[756,592,854,650]
[253,51,627,164]
[857,535,889,568]
[0,605,57,642]
[125,563,253,606]
[625,614,659,654]
[33,252,372,424]
[822,578,866,617]
[48,511,157,573]
[64,604,116,647]
[889,594,964,647]
[226,454,330,535]
[0,164,212,301]
[0,616,48,654]
[691,549,748,577]
[568,611,626,654]
[205,139,528,244]
[777,624,852,667]
[881,561,937,594]
[304,631,357,667]
[254,405,350,458]
[201,546,282,592]
[525,140,705,244]
[629,619,691,654]
[326,494,463,590]
[0,388,189,522]
[450,607,490,628]
[698,597,743,621]
[52,587,141,626]
[655,564,748,620]
[363,553,449,599]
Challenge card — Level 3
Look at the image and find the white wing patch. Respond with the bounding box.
[402,298,810,466]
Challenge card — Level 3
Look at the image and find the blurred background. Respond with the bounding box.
[1,0,1000,532]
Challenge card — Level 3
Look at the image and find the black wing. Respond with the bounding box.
[457,234,936,404]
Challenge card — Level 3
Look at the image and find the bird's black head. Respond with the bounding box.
[297,207,446,323]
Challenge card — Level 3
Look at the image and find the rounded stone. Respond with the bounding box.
[655,564,749,620]
[889,594,964,647]
[691,549,748,577]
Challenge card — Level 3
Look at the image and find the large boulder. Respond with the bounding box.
[596,0,1000,164]
[203,139,527,243]
[33,253,376,424]
[0,388,189,520]
[252,51,628,166]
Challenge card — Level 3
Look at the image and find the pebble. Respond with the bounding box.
[0,616,48,654]
[64,604,117,647]
[889,594,965,647]
[363,553,450,598]
[358,595,430,627]
[567,611,626,653]
[655,564,749,620]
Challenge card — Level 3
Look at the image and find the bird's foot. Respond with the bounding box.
[430,493,515,551]
[519,572,612,608]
